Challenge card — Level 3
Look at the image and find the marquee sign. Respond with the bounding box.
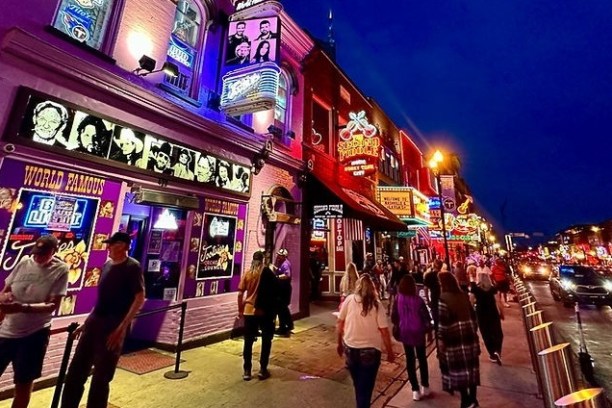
[313,204,343,219]
[220,62,280,116]
[337,111,380,177]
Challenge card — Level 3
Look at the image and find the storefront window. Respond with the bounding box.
[52,0,115,50]
[164,0,203,96]
[311,101,330,154]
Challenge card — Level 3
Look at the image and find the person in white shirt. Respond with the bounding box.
[337,275,395,408]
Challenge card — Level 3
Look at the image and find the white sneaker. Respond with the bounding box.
[412,391,421,401]
[420,386,430,397]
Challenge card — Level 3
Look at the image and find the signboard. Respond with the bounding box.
[411,189,431,223]
[440,175,457,214]
[233,0,269,12]
[334,218,346,271]
[52,0,113,50]
[8,88,253,196]
[225,16,280,66]
[0,159,123,312]
[377,188,411,218]
[337,111,380,177]
[313,204,343,219]
[220,63,280,116]
[429,196,441,230]
[197,214,237,280]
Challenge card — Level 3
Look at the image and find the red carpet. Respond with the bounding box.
[117,349,176,375]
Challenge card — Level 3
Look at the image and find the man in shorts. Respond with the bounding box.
[0,235,69,408]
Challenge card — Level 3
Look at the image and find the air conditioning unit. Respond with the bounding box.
[131,187,200,210]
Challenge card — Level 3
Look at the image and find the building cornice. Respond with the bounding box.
[0,27,302,170]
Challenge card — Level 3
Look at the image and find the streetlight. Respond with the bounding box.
[429,149,451,271]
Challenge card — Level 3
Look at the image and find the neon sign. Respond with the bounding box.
[337,111,380,177]
[168,37,195,68]
[220,63,280,116]
[24,195,88,229]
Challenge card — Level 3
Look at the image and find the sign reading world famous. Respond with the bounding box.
[337,111,380,177]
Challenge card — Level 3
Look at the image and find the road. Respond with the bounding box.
[527,280,612,397]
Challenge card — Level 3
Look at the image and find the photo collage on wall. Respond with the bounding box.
[14,90,252,195]
[225,16,280,68]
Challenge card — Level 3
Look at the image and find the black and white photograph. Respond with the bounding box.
[19,98,74,148]
[172,147,196,181]
[108,126,145,166]
[225,17,280,67]
[194,153,217,183]
[66,111,114,158]
[144,137,174,175]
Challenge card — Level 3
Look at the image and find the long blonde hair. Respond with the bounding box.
[249,259,264,275]
[477,271,493,291]
[354,274,379,316]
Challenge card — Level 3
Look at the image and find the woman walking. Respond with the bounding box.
[337,275,395,408]
[470,272,504,365]
[437,272,480,408]
[391,275,432,401]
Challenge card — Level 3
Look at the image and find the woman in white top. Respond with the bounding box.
[337,275,395,408]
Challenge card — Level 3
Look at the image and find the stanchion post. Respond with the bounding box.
[554,388,608,408]
[538,343,578,408]
[50,322,79,408]
[164,301,189,380]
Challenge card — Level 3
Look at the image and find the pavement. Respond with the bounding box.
[0,300,542,408]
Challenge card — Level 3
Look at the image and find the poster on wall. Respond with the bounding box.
[0,159,122,313]
[197,214,237,280]
[225,17,280,66]
[8,88,253,196]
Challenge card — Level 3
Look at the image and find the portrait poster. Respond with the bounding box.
[148,230,162,254]
[65,111,114,158]
[225,17,280,67]
[197,214,236,280]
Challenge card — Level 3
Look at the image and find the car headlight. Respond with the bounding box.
[561,279,577,291]
[604,280,612,291]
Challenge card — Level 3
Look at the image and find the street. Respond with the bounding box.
[527,280,612,397]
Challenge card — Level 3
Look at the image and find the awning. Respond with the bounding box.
[400,217,431,227]
[309,178,407,231]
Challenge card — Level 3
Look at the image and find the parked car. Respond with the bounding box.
[549,265,612,308]
[519,261,552,280]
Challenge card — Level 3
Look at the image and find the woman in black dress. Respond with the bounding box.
[470,272,504,365]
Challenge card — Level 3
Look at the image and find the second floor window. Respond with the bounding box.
[52,0,115,50]
[274,72,288,130]
[164,0,202,96]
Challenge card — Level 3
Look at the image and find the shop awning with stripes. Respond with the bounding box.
[308,178,407,232]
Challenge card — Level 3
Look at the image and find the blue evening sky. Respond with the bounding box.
[282,0,612,236]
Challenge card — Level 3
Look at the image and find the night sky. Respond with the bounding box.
[282,0,612,236]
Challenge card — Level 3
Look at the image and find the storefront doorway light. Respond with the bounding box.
[153,208,179,230]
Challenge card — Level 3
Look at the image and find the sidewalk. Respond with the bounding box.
[0,301,541,408]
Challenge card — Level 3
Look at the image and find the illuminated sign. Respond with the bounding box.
[24,195,88,230]
[377,189,411,218]
[209,216,230,237]
[337,111,380,177]
[168,37,196,68]
[233,0,268,12]
[313,204,343,219]
[220,63,280,116]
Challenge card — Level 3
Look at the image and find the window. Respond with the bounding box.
[52,0,115,50]
[274,71,288,130]
[311,100,330,154]
[164,0,203,96]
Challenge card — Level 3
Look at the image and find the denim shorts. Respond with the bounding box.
[0,327,50,384]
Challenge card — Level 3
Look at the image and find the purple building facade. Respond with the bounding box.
[0,0,312,389]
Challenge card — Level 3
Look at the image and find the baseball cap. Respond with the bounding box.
[277,248,288,256]
[31,235,59,255]
[252,250,265,261]
[103,232,132,245]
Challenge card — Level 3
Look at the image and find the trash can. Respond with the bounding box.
[539,343,578,408]
[555,388,608,408]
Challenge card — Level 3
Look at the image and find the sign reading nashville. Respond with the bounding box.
[337,111,380,177]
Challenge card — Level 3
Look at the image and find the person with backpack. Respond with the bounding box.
[391,275,432,401]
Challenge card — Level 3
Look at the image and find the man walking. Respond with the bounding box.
[0,235,68,408]
[237,250,278,381]
[61,232,144,408]
[274,248,293,336]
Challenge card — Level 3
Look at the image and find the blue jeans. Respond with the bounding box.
[344,346,381,408]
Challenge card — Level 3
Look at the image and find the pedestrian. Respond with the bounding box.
[309,250,322,301]
[466,260,478,283]
[337,275,395,408]
[491,259,511,307]
[423,259,442,331]
[470,272,504,365]
[387,258,406,314]
[453,261,469,292]
[0,235,68,408]
[391,275,432,401]
[437,272,480,408]
[273,248,293,336]
[339,262,359,306]
[61,232,145,408]
[237,250,278,381]
[362,253,382,296]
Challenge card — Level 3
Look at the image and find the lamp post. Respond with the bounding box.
[429,150,451,271]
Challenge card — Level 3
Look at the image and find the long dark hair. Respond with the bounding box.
[439,272,462,293]
[253,40,271,62]
[398,275,417,296]
[354,274,379,316]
